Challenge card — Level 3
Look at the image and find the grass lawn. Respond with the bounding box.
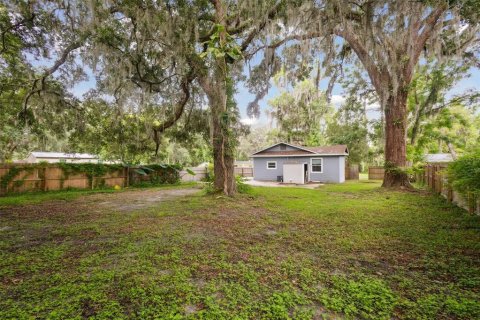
[1,181,479,319]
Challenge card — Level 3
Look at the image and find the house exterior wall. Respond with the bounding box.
[338,156,345,183]
[253,156,345,183]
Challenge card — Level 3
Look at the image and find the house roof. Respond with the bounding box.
[30,152,99,159]
[304,145,349,155]
[424,153,454,163]
[251,142,348,157]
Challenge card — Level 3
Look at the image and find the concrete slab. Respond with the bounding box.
[244,178,322,189]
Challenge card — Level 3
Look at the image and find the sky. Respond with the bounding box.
[68,58,480,128]
[236,66,480,127]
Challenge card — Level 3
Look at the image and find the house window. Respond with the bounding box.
[267,161,277,169]
[311,158,323,173]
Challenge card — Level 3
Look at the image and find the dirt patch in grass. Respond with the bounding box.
[2,187,200,218]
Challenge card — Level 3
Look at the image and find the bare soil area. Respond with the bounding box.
[2,187,200,217]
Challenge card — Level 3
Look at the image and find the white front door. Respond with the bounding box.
[283,163,305,184]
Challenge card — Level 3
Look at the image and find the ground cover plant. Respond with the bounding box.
[0,181,479,319]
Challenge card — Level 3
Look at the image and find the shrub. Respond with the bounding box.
[236,175,252,193]
[203,174,251,194]
[447,154,480,197]
[132,164,181,186]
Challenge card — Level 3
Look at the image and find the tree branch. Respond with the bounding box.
[406,7,446,81]
[334,26,384,94]
[0,12,36,54]
[22,35,89,115]
[152,71,196,135]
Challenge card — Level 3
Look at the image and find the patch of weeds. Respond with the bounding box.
[260,290,310,320]
[403,293,480,319]
[320,275,396,319]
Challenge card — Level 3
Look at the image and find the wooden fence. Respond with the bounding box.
[424,164,479,215]
[0,164,127,195]
[0,164,255,195]
[0,164,202,195]
[368,166,385,180]
[234,167,253,177]
[345,163,359,180]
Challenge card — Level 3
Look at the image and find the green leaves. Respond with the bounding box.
[268,78,333,147]
[447,153,480,196]
[320,275,396,320]
[132,164,184,186]
[134,168,147,176]
[199,24,243,61]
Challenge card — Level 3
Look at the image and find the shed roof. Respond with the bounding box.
[251,142,348,157]
[424,153,454,163]
[30,152,99,159]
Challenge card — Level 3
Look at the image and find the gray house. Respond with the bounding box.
[251,142,349,184]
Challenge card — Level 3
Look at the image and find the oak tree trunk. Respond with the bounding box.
[209,69,236,195]
[197,0,236,196]
[382,90,412,188]
[199,63,236,196]
[211,99,236,195]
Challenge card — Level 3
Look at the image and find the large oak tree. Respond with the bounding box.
[274,0,479,187]
[4,0,289,195]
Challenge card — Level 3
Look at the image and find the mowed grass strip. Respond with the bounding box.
[0,181,479,319]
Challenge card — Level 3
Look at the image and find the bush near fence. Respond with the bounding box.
[424,163,479,215]
[129,164,181,187]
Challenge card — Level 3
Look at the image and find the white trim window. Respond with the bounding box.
[266,161,277,169]
[311,158,323,173]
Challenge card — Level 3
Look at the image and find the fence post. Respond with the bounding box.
[43,167,47,192]
[447,187,453,203]
[5,167,8,194]
[468,193,476,214]
[433,165,435,189]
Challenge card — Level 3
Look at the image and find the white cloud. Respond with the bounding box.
[457,23,469,35]
[240,117,257,126]
[330,94,381,113]
[331,95,346,106]
[366,102,380,110]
